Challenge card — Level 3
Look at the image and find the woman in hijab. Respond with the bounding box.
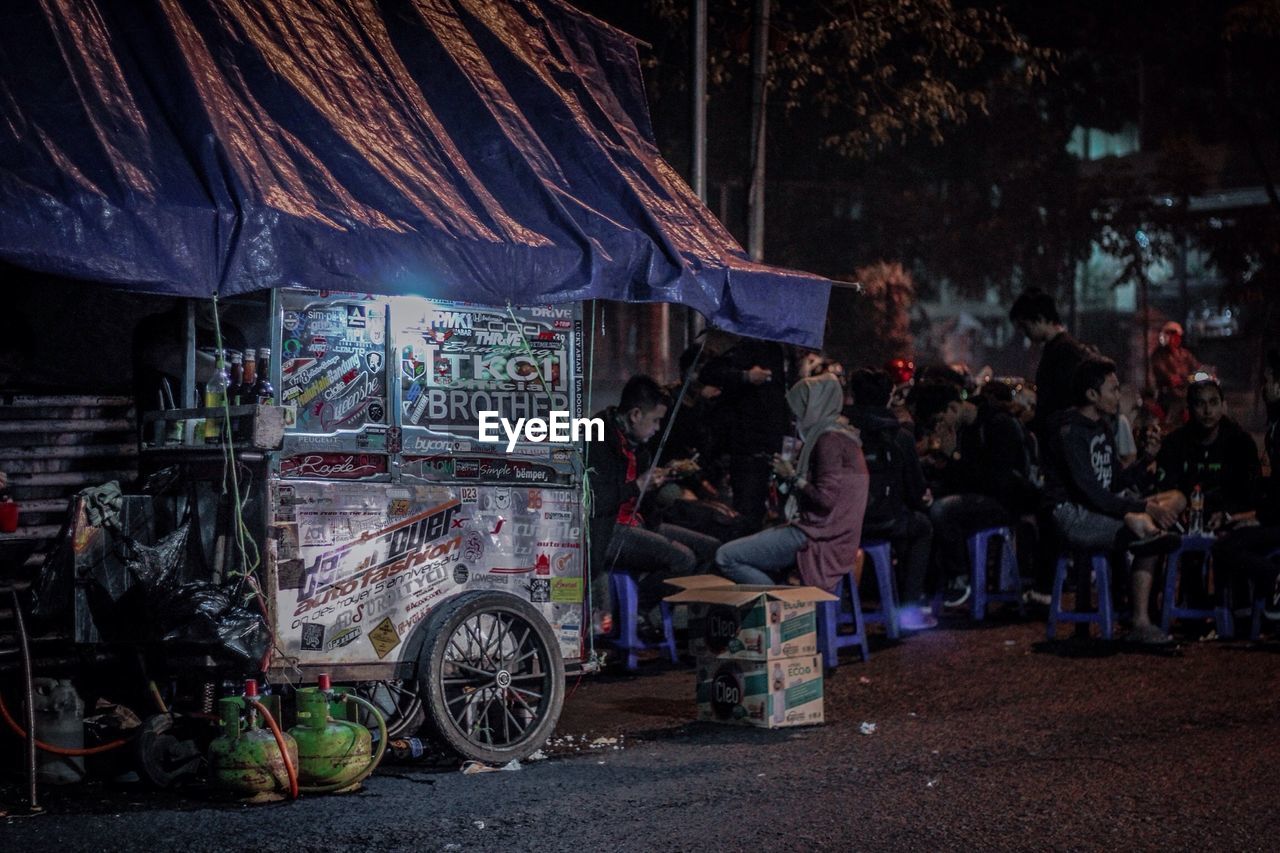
[714,374,869,593]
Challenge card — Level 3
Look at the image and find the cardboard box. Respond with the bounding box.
[665,584,837,661]
[694,655,824,728]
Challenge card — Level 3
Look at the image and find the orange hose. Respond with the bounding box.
[0,692,129,756]
[248,698,298,800]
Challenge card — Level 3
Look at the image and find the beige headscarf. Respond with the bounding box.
[784,374,859,520]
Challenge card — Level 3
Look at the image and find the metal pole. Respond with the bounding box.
[691,0,707,203]
[13,589,38,811]
[688,0,709,348]
[747,0,770,262]
[182,300,196,408]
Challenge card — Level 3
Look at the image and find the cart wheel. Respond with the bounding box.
[354,679,425,739]
[417,591,565,765]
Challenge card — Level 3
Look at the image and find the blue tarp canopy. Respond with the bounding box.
[0,0,830,348]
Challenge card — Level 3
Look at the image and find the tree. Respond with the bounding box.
[646,0,1053,158]
[824,262,915,369]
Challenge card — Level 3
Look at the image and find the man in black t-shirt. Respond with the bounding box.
[1156,379,1260,527]
[1008,288,1096,446]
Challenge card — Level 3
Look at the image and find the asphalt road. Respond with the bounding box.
[4,611,1280,851]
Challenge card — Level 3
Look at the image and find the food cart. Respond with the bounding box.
[119,289,591,766]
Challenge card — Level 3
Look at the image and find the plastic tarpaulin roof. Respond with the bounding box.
[0,0,830,348]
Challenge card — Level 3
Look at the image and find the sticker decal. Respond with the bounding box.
[300,623,325,651]
[368,616,402,660]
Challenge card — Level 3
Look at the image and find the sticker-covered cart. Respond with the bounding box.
[138,290,590,765]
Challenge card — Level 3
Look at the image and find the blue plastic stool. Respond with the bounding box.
[1248,548,1280,640]
[607,570,678,670]
[817,573,870,668]
[969,526,1024,621]
[1160,534,1231,636]
[1047,551,1114,640]
[853,540,901,639]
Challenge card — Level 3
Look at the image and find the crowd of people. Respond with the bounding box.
[586,287,1280,651]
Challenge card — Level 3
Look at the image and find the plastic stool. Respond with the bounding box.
[853,540,901,639]
[1047,551,1114,640]
[817,570,870,668]
[1248,548,1280,640]
[969,527,1025,620]
[607,570,678,670]
[1160,534,1231,636]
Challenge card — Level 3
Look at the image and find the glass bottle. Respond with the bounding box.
[228,351,243,405]
[203,350,230,443]
[251,347,275,404]
[238,348,257,405]
[1189,484,1204,535]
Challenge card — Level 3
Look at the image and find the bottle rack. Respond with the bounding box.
[141,404,286,453]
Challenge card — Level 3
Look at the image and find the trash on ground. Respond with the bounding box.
[859,721,877,735]
[460,759,521,774]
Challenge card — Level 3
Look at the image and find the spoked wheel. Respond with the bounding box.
[418,591,565,764]
[354,680,425,739]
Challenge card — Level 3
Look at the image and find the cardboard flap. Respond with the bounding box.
[665,583,837,605]
[763,586,839,604]
[664,575,737,591]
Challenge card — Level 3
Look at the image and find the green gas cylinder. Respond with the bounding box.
[207,681,297,797]
[290,674,375,793]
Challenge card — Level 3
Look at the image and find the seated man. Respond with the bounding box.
[1154,377,1261,612]
[1212,352,1280,619]
[845,368,936,630]
[1156,378,1260,530]
[588,376,718,634]
[1042,358,1185,644]
[715,374,868,594]
[913,380,1016,607]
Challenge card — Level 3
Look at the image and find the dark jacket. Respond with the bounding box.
[585,407,652,590]
[1156,416,1260,516]
[587,407,650,525]
[655,386,715,465]
[698,340,791,454]
[1042,408,1149,518]
[971,401,1040,511]
[1031,331,1095,442]
[919,406,1036,511]
[845,404,927,532]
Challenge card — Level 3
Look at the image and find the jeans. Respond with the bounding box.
[715,524,808,586]
[604,522,720,613]
[1052,502,1125,551]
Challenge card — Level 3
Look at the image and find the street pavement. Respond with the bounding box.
[4,610,1280,851]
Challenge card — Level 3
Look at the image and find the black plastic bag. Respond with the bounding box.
[150,582,270,667]
[120,522,190,593]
